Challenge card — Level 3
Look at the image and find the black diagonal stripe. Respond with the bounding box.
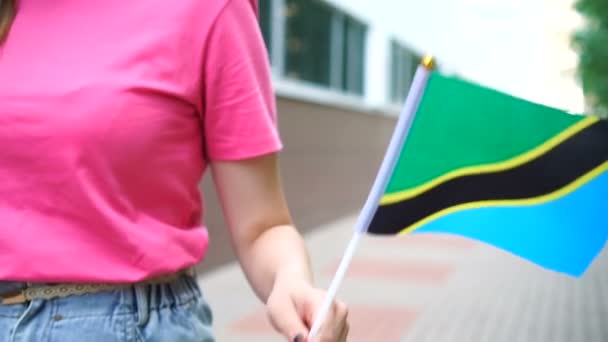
[368,119,608,235]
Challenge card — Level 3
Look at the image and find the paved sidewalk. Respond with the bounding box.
[196,214,608,341]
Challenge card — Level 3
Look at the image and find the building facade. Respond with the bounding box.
[198,0,585,272]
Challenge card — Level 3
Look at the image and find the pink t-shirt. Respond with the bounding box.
[0,0,281,282]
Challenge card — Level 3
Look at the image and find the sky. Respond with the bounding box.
[327,0,586,112]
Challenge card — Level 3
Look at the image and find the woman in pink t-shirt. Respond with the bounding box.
[0,0,349,341]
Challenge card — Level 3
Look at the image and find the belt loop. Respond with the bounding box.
[133,284,150,327]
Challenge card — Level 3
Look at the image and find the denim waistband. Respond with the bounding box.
[0,274,213,342]
[0,268,195,299]
[0,268,195,305]
[0,274,203,320]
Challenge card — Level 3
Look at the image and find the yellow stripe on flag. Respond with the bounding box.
[397,161,608,236]
[381,117,599,205]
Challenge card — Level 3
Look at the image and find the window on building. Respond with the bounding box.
[341,16,366,95]
[259,0,273,56]
[284,0,333,87]
[389,40,421,104]
[257,0,367,97]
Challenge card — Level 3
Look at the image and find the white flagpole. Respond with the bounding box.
[307,56,436,340]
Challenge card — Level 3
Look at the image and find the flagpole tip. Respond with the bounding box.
[421,55,436,70]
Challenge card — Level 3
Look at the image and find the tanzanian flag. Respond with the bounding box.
[368,71,608,277]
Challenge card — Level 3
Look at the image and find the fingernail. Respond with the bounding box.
[293,333,303,342]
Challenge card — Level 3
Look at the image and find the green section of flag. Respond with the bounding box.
[385,73,585,194]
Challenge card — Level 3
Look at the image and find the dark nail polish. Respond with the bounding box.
[293,333,303,342]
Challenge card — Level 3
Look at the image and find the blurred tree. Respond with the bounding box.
[572,0,608,118]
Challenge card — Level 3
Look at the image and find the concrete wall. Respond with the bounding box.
[196,98,397,273]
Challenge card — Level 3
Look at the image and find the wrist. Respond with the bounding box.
[273,264,314,290]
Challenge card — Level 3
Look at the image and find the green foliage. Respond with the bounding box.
[572,0,608,118]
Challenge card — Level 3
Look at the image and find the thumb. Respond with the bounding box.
[266,293,309,342]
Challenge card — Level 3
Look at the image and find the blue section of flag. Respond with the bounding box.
[413,170,608,277]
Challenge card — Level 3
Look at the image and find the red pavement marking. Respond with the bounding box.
[230,310,271,334]
[369,233,478,249]
[325,258,454,284]
[231,305,418,342]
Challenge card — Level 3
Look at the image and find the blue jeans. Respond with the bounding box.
[0,275,214,341]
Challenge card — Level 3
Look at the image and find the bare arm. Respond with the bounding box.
[210,153,348,341]
[209,152,312,302]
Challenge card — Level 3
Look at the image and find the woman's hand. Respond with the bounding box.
[266,270,349,342]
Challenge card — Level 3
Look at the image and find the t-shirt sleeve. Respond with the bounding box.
[201,0,282,161]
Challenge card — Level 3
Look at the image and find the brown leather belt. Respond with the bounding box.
[0,268,195,305]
